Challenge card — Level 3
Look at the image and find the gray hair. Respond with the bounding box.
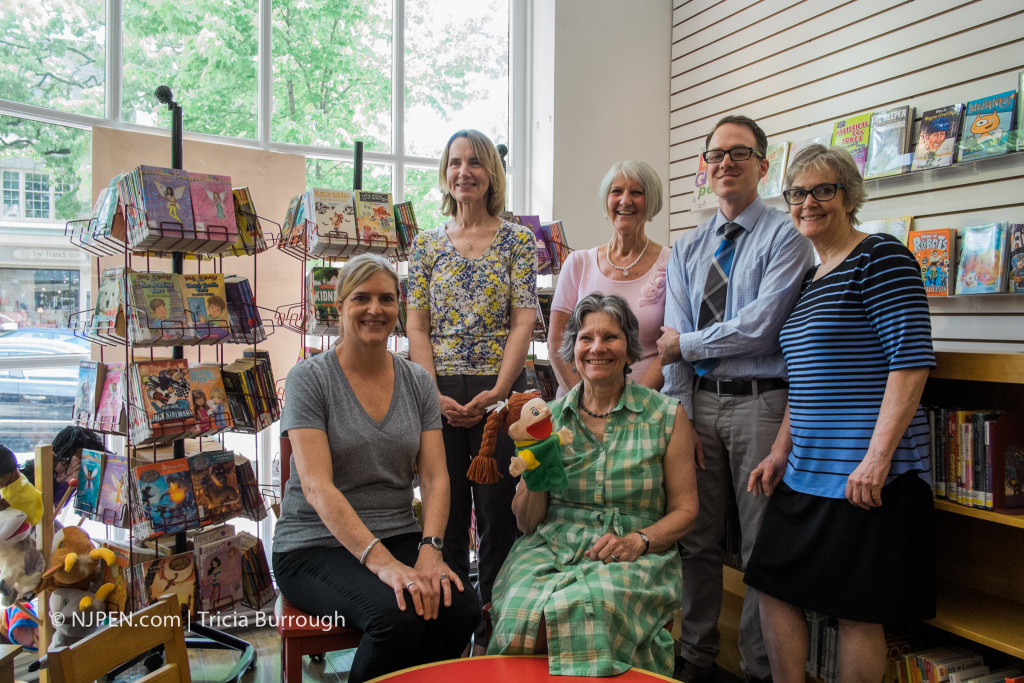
[785,144,867,226]
[597,160,663,222]
[559,293,643,369]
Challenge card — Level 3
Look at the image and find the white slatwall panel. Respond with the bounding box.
[670,0,1024,352]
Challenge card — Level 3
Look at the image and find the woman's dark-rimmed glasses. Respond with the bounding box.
[782,183,845,205]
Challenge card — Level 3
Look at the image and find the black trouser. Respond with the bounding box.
[436,372,524,640]
[273,533,480,683]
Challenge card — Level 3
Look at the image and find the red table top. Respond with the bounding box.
[367,655,677,681]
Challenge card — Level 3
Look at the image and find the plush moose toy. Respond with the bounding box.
[467,391,572,492]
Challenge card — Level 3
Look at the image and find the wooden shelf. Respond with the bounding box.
[931,351,1024,384]
[929,580,1024,659]
[934,499,1024,529]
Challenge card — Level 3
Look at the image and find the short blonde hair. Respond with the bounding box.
[438,129,507,218]
[335,253,400,303]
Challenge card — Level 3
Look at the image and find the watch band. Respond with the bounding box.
[635,530,650,555]
[418,536,444,551]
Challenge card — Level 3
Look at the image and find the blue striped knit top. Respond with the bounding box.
[781,233,935,499]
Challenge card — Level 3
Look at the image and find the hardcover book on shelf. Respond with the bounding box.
[187,171,237,248]
[74,360,105,427]
[188,364,232,436]
[1008,223,1024,294]
[96,448,129,526]
[134,551,198,615]
[181,273,230,341]
[309,187,357,257]
[353,190,398,254]
[691,148,718,211]
[864,106,913,179]
[955,223,1008,295]
[757,140,790,199]
[909,228,957,296]
[957,89,1018,162]
[195,533,244,611]
[990,412,1024,512]
[189,449,243,522]
[911,104,964,171]
[859,216,913,246]
[133,458,202,538]
[93,362,126,434]
[75,448,105,516]
[831,111,872,175]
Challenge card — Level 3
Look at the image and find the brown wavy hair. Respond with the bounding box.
[466,391,540,484]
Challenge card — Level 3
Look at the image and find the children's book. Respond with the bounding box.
[516,215,551,274]
[133,459,201,537]
[757,141,790,199]
[196,534,244,611]
[74,360,105,427]
[102,540,159,613]
[181,273,229,341]
[989,412,1024,511]
[187,172,237,245]
[91,266,126,338]
[94,362,126,434]
[133,358,195,442]
[75,448,105,515]
[909,228,957,296]
[912,104,964,171]
[308,266,340,336]
[864,106,913,179]
[790,133,832,162]
[96,449,129,526]
[691,148,718,211]
[127,271,190,345]
[393,201,419,251]
[187,363,231,436]
[137,165,196,248]
[353,190,397,254]
[229,186,267,256]
[543,220,571,268]
[189,450,243,521]
[135,551,198,615]
[310,188,357,257]
[955,223,1009,295]
[223,275,265,344]
[957,89,1018,162]
[1008,223,1024,294]
[831,112,873,175]
[859,216,913,246]
[91,174,123,240]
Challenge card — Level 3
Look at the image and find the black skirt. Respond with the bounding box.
[744,471,936,624]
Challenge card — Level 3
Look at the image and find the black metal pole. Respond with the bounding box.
[353,140,363,191]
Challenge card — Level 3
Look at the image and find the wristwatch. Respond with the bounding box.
[418,536,444,551]
[634,530,650,555]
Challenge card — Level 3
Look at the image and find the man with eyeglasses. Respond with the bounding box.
[656,115,812,683]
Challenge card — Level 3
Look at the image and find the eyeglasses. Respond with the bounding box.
[702,147,764,163]
[782,183,845,205]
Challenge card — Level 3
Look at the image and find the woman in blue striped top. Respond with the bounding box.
[743,145,936,683]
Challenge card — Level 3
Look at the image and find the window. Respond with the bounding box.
[2,171,18,218]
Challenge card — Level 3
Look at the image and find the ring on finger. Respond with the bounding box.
[440,574,449,581]
[609,554,618,562]
[406,581,416,589]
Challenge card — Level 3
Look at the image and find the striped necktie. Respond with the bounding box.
[694,222,742,376]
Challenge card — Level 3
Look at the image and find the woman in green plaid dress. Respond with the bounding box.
[488,294,698,676]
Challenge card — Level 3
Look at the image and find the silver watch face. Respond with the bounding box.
[421,536,443,550]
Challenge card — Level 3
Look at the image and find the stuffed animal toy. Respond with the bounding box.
[467,391,572,492]
[38,526,116,603]
[1,603,39,652]
[0,444,43,526]
[48,583,114,649]
[0,507,45,606]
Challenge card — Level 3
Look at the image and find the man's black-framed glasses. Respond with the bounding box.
[782,183,845,205]
[702,147,764,163]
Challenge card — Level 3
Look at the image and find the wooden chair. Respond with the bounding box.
[48,593,191,683]
[276,436,364,681]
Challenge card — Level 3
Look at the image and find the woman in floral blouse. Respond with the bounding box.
[548,160,670,395]
[407,129,537,653]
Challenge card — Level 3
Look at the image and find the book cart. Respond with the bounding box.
[57,90,281,682]
[704,145,1024,679]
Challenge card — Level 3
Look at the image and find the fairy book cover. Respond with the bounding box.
[75,448,105,516]
[912,104,964,171]
[831,111,872,175]
[139,165,194,235]
[1008,223,1024,294]
[909,228,957,296]
[958,89,1017,163]
[133,459,201,537]
[864,106,913,179]
[187,171,237,243]
[96,449,129,526]
[136,551,198,614]
[94,362,126,434]
[353,190,397,254]
[196,534,244,611]
[310,187,356,257]
[188,363,231,437]
[955,223,1008,295]
[189,450,243,521]
[181,273,229,341]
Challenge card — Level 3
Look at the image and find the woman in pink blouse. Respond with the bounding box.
[549,160,670,395]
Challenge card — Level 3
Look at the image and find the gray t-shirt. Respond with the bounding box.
[272,349,442,554]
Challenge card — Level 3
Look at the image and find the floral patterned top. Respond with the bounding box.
[408,220,538,375]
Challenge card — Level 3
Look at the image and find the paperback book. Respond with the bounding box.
[308,266,340,336]
[859,216,913,246]
[912,104,964,171]
[957,89,1018,162]
[131,358,195,444]
[93,362,126,434]
[353,190,398,254]
[757,141,790,199]
[127,271,191,345]
[75,448,105,516]
[394,201,419,252]
[133,459,202,537]
[133,165,196,251]
[96,449,129,526]
[187,171,237,249]
[831,112,873,175]
[909,228,957,296]
[1008,223,1024,294]
[188,364,232,436]
[74,360,105,427]
[181,273,230,341]
[864,106,913,179]
[955,223,1008,295]
[691,149,718,211]
[195,534,244,611]
[516,215,551,274]
[134,551,198,615]
[309,187,357,257]
[189,450,243,522]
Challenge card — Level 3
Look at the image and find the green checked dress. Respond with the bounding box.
[487,379,682,676]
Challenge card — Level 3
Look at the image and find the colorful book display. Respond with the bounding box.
[831,112,872,175]
[1008,223,1024,294]
[909,228,957,296]
[955,223,1008,295]
[958,89,1018,162]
